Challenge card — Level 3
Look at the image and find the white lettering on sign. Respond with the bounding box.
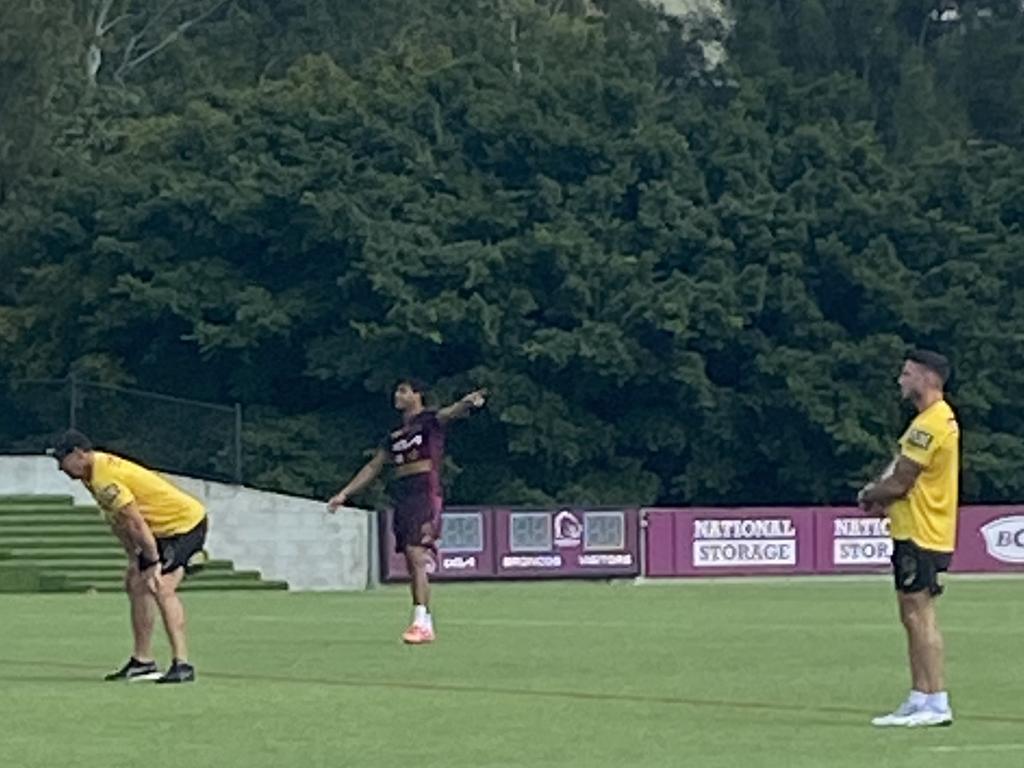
[577,553,634,567]
[693,519,796,540]
[980,516,1024,564]
[833,517,890,537]
[691,518,798,567]
[692,540,796,567]
[441,556,478,571]
[832,517,892,565]
[501,555,563,569]
[833,537,893,565]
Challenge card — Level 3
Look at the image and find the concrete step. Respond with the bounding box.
[180,579,288,591]
[0,557,133,569]
[0,506,94,516]
[0,496,288,592]
[0,536,117,548]
[0,515,106,527]
[63,576,287,592]
[1,548,133,560]
[0,495,75,506]
[0,525,115,537]
[48,562,238,581]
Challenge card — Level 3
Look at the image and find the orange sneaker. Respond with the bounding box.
[401,624,436,645]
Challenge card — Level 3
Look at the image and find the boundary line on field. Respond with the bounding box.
[234,614,1024,637]
[1,657,1023,727]
[923,744,1024,754]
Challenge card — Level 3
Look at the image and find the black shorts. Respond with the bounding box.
[139,517,208,576]
[891,539,952,596]
[392,496,442,554]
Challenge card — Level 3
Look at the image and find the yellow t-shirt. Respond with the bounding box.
[85,452,205,536]
[888,400,959,552]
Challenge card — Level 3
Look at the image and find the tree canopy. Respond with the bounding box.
[2,0,1022,506]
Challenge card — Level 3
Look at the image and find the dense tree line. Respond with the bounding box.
[2,1,1023,506]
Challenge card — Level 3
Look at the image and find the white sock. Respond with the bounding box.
[909,690,928,707]
[927,692,949,712]
[425,613,434,632]
[413,604,428,627]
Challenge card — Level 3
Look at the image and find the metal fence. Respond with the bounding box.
[0,377,242,483]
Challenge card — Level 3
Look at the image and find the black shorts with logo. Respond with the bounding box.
[138,517,208,576]
[891,538,952,596]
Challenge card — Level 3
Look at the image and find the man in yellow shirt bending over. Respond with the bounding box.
[51,430,208,684]
[858,350,959,728]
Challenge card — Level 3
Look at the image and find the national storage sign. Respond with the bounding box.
[692,517,798,567]
[644,508,816,577]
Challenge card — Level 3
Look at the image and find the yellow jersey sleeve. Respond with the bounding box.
[90,456,137,518]
[899,407,954,468]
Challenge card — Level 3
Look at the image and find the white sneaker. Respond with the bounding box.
[905,708,954,728]
[871,700,920,727]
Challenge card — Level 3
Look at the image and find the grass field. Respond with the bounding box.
[2,577,1023,768]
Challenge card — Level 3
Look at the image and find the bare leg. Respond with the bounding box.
[126,566,155,661]
[918,598,945,693]
[898,595,926,692]
[405,546,431,609]
[154,569,188,661]
[899,591,943,693]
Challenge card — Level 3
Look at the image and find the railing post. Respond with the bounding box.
[234,402,243,484]
[68,374,78,430]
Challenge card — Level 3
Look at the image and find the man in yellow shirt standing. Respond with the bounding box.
[51,430,208,684]
[858,350,959,728]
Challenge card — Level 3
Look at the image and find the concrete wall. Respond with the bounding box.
[0,456,370,591]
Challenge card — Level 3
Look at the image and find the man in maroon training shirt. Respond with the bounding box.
[328,379,486,644]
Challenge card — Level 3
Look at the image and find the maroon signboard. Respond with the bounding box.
[950,506,1024,572]
[645,505,1024,578]
[643,510,678,577]
[379,504,1024,582]
[492,508,641,579]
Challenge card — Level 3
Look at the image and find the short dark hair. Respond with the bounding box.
[48,429,93,461]
[907,349,951,385]
[397,378,430,396]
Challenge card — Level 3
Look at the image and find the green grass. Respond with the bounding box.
[1,578,1023,768]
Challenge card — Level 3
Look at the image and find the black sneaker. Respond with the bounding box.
[104,657,162,682]
[156,659,196,684]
